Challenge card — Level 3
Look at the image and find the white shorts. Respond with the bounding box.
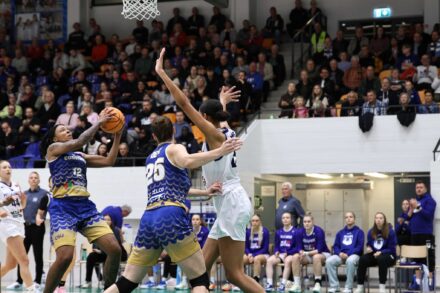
[0,220,25,244]
[209,184,252,241]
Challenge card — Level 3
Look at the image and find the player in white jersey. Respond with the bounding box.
[156,48,263,293]
[0,160,40,292]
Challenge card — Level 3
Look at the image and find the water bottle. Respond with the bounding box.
[153,263,161,284]
[81,248,87,261]
[176,266,182,285]
[122,223,133,244]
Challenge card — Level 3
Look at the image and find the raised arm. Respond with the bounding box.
[47,109,113,160]
[219,86,241,130]
[155,48,224,145]
[83,130,123,167]
[167,138,242,170]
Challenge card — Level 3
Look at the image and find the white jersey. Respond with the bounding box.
[201,127,240,189]
[0,181,24,223]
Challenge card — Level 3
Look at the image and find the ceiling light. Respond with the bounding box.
[305,173,333,179]
[363,172,389,179]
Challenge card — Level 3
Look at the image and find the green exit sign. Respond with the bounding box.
[373,7,392,18]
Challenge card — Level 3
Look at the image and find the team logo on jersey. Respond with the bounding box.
[342,234,353,246]
[373,237,384,250]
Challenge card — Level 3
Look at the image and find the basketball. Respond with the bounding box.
[100,107,125,134]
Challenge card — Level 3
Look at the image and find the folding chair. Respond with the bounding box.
[394,245,427,293]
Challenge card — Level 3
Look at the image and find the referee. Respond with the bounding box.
[10,172,49,289]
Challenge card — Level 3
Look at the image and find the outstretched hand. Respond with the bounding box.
[219,137,243,155]
[219,86,241,107]
[155,47,166,73]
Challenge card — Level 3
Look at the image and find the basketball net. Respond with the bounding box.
[121,0,160,20]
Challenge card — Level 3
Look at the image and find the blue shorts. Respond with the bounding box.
[128,205,200,266]
[48,197,112,249]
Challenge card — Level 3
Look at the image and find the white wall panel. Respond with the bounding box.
[243,115,440,175]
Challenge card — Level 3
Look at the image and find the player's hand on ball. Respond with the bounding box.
[98,108,114,125]
[219,138,243,155]
[155,48,166,73]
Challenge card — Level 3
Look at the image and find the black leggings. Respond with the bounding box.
[86,249,128,282]
[162,254,177,278]
[357,253,396,285]
[86,252,107,282]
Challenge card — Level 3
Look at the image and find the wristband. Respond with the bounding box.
[305,251,309,256]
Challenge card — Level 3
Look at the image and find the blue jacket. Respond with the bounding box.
[395,212,411,236]
[246,72,264,91]
[366,226,397,256]
[409,193,436,235]
[333,225,364,256]
[101,206,123,229]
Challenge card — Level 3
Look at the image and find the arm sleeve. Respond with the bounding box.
[200,227,209,248]
[38,195,49,211]
[274,230,280,254]
[417,198,437,221]
[293,231,303,254]
[352,230,365,256]
[245,229,251,255]
[316,228,327,253]
[381,229,397,255]
[333,232,341,255]
[260,228,270,255]
[294,200,305,218]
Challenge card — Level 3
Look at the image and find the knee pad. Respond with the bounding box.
[189,272,210,289]
[115,276,138,293]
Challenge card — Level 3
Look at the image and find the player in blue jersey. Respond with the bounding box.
[104,116,242,293]
[265,212,297,291]
[40,108,123,293]
[156,48,263,293]
[290,213,330,293]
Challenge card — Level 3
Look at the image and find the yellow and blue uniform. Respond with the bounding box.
[48,152,113,249]
[128,143,200,267]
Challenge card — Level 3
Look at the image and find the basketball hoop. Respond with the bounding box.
[121,0,160,20]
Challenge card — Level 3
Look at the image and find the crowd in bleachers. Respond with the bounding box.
[279,1,440,118]
[0,3,295,162]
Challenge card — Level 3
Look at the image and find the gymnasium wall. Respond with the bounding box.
[69,0,431,39]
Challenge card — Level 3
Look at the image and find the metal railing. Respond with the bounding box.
[290,12,325,78]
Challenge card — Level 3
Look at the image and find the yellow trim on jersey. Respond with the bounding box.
[128,233,200,267]
[51,185,90,198]
[146,201,188,212]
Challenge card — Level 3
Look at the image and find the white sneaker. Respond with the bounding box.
[312,282,321,293]
[80,282,92,288]
[175,280,189,290]
[378,284,386,293]
[343,288,352,293]
[354,287,364,293]
[7,282,22,290]
[25,284,41,292]
[232,285,241,291]
[328,287,340,293]
[288,283,301,292]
